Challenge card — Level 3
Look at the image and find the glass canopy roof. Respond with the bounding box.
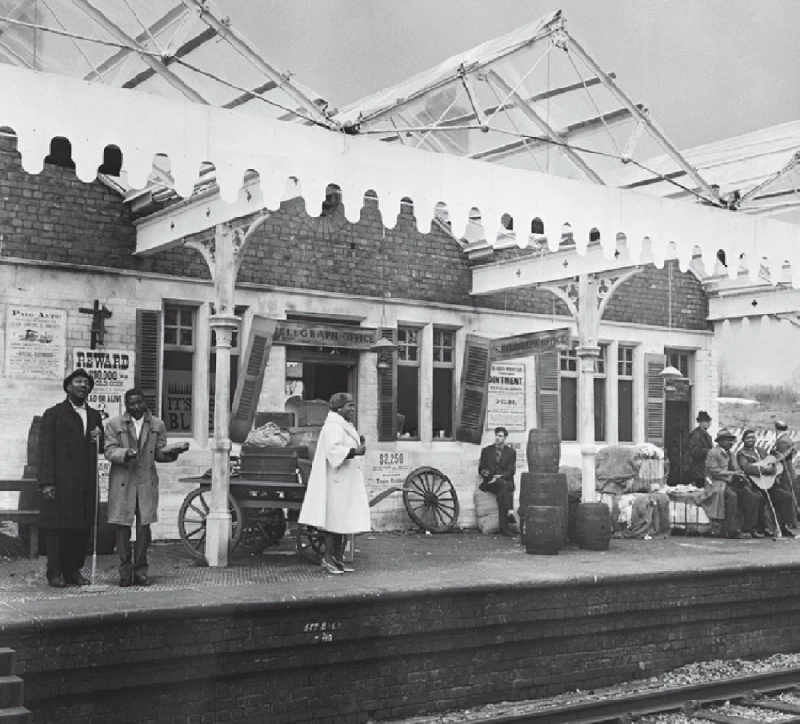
[0,0,335,127]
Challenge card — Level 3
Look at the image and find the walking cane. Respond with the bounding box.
[85,433,109,593]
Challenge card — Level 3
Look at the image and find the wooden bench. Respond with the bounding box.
[0,479,39,558]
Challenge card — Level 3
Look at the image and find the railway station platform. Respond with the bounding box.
[2,530,800,723]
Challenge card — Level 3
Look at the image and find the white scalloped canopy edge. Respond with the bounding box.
[2,64,799,285]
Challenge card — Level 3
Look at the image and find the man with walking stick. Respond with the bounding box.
[38,368,104,588]
[104,388,189,587]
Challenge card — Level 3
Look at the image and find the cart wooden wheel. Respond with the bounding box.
[178,487,243,560]
[403,466,459,533]
[296,523,326,564]
[239,509,287,554]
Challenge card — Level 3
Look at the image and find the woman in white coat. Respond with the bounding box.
[298,392,371,574]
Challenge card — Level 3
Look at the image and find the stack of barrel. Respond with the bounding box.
[519,429,566,555]
[520,429,612,554]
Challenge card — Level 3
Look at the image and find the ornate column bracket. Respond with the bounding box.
[596,267,642,318]
[182,211,271,567]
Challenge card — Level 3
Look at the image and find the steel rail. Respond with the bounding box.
[463,666,800,723]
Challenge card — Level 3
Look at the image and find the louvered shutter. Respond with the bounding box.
[230,316,276,443]
[135,309,161,416]
[536,351,560,435]
[645,353,666,447]
[455,334,491,444]
[378,328,398,442]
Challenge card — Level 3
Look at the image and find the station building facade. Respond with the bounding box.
[0,136,717,537]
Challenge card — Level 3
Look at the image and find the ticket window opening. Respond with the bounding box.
[285,355,357,406]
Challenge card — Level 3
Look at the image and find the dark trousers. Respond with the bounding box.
[761,485,795,532]
[725,479,762,536]
[45,528,89,581]
[115,498,151,582]
[480,478,515,531]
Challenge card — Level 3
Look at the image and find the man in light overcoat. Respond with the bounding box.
[104,388,188,586]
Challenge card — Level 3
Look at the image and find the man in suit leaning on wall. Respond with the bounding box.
[478,426,517,537]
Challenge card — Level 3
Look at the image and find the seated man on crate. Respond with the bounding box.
[478,427,517,537]
[701,428,763,539]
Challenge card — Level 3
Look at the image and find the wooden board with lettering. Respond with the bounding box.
[273,321,378,350]
[490,327,571,361]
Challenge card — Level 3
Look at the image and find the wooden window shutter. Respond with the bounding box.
[230,316,277,443]
[135,309,161,416]
[535,351,560,435]
[645,353,666,447]
[378,328,398,442]
[455,334,491,444]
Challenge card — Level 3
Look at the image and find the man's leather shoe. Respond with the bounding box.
[65,573,90,586]
[782,527,796,538]
[133,575,150,586]
[749,530,764,539]
[48,574,66,588]
[119,578,132,587]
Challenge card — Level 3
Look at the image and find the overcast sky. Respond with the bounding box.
[238,0,800,151]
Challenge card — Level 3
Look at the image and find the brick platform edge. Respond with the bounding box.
[3,566,800,724]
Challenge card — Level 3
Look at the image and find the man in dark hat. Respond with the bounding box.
[702,428,762,539]
[38,369,104,588]
[688,411,713,489]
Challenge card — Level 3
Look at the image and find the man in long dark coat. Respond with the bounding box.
[38,368,103,588]
[688,411,713,489]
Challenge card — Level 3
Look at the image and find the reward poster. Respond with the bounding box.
[5,305,67,379]
[73,349,135,420]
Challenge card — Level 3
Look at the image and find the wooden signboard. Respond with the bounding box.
[273,321,379,350]
[490,327,571,361]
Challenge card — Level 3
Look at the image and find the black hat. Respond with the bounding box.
[776,420,789,431]
[63,368,94,393]
[697,411,711,423]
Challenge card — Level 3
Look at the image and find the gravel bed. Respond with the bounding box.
[375,653,800,724]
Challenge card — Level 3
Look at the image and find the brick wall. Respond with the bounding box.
[4,566,800,723]
[0,136,709,330]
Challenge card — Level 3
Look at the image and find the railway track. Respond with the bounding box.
[463,666,800,723]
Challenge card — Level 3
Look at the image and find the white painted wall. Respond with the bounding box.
[0,260,715,537]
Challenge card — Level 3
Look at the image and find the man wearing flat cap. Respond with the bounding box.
[771,420,799,526]
[688,411,713,489]
[38,369,104,588]
[701,428,762,539]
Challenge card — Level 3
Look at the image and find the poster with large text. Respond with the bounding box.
[486,362,526,431]
[73,349,135,420]
[367,451,412,498]
[5,306,67,379]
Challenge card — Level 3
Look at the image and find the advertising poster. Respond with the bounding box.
[5,306,67,379]
[486,362,526,431]
[367,451,412,497]
[73,349,136,420]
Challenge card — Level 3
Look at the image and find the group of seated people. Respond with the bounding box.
[702,424,797,539]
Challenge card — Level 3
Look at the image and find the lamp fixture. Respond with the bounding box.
[370,336,397,353]
[659,365,683,381]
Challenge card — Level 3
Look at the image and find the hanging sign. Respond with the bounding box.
[273,320,378,350]
[4,305,67,379]
[73,349,135,420]
[486,362,526,431]
[490,327,571,361]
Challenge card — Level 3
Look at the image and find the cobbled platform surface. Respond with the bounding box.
[1,530,800,627]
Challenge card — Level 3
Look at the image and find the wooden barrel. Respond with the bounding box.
[523,506,563,555]
[519,472,568,543]
[526,428,560,473]
[576,502,612,551]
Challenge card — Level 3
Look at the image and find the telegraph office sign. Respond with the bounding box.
[273,321,379,350]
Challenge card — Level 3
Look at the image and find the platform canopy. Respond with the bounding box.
[0,4,798,286]
[608,121,800,223]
